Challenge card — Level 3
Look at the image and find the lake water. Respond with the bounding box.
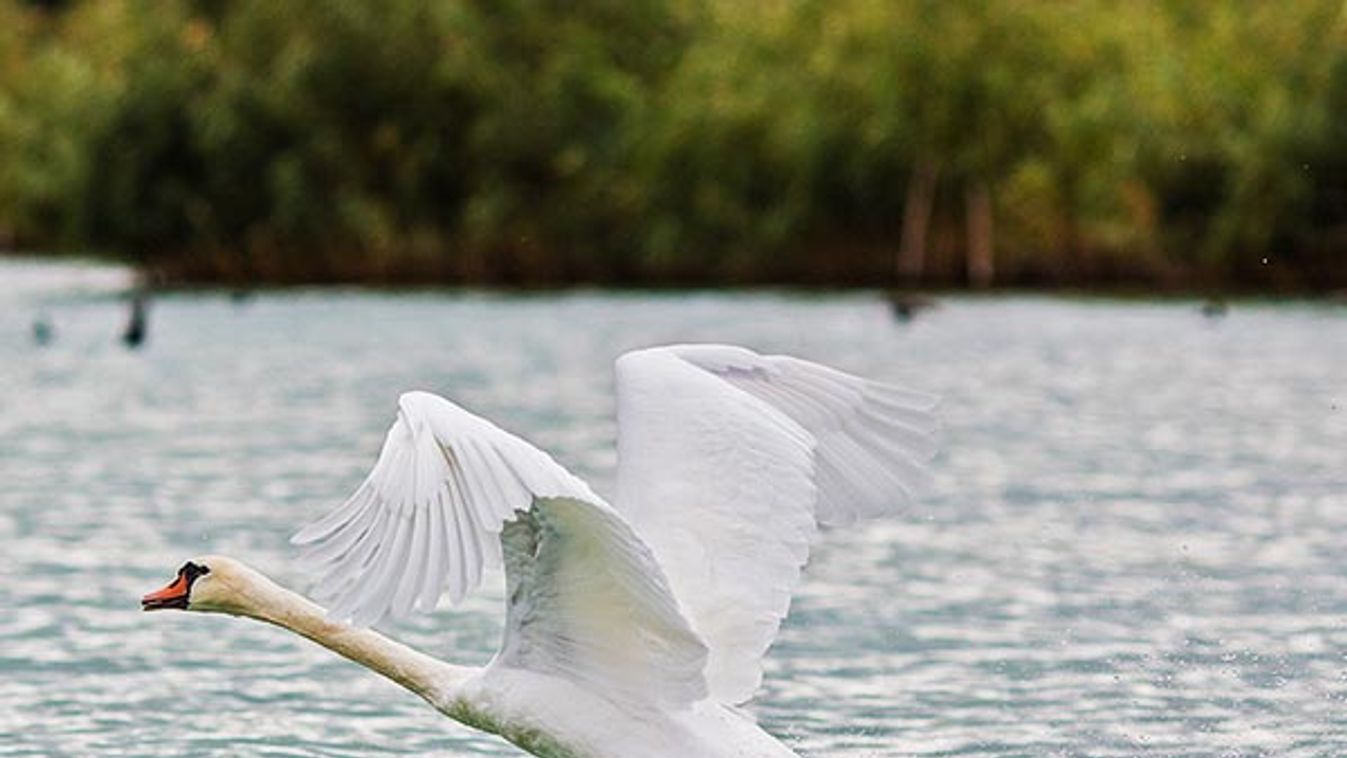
[1,258,1345,757]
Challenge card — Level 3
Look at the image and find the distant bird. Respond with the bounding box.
[142,344,940,758]
[1200,298,1229,319]
[123,294,148,348]
[887,292,938,322]
[32,315,54,346]
[229,288,255,306]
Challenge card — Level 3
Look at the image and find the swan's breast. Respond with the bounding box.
[436,668,593,758]
[440,666,800,758]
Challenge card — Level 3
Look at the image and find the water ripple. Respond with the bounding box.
[3,262,1346,755]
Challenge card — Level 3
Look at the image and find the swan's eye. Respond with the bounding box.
[180,561,210,580]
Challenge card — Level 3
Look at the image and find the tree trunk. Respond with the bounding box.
[897,157,939,284]
[1058,174,1087,283]
[966,180,994,288]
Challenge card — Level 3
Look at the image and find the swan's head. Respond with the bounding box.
[141,555,269,615]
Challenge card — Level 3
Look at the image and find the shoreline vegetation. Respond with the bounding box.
[3,1,1347,291]
[13,252,1347,304]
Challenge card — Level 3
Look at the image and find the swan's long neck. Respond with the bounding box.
[222,572,474,706]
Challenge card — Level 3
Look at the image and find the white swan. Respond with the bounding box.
[142,344,939,757]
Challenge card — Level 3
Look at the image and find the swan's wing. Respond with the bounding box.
[615,344,939,704]
[497,497,707,705]
[292,391,707,707]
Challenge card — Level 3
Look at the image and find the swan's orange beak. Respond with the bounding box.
[142,561,209,611]
[142,575,190,611]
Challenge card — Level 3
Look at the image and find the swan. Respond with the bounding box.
[142,344,939,757]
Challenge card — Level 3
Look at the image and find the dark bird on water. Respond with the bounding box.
[886,292,938,322]
[1200,298,1229,319]
[123,294,148,348]
[32,315,54,346]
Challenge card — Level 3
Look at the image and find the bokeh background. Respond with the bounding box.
[2,0,1347,290]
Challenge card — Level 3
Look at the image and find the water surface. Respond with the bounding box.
[2,260,1345,757]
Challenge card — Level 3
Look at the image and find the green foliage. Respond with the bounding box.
[0,0,1345,288]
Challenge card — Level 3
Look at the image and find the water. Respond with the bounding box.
[2,259,1345,757]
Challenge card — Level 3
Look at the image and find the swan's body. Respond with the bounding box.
[143,344,939,757]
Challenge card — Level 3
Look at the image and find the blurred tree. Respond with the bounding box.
[450,0,698,281]
[0,1,115,247]
[1,0,1345,289]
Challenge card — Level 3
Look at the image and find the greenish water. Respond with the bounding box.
[2,260,1345,757]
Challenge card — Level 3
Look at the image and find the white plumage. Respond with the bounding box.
[616,346,938,703]
[290,344,939,757]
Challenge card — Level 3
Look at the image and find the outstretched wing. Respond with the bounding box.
[497,498,708,705]
[292,391,707,707]
[615,344,939,705]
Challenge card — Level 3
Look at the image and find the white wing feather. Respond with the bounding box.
[498,498,708,706]
[615,345,939,705]
[292,390,708,707]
